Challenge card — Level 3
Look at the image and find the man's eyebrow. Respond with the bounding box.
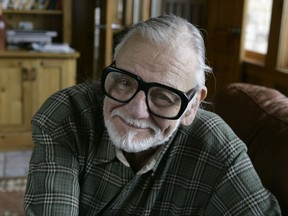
[113,61,182,90]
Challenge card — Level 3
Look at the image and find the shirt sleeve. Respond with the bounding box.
[204,148,282,215]
[24,124,80,216]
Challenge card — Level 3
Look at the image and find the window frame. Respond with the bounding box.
[244,0,288,73]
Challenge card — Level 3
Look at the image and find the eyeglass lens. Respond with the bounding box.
[104,71,182,118]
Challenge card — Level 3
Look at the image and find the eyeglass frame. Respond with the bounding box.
[101,62,198,120]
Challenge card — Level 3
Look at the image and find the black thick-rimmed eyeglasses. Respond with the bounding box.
[101,62,198,120]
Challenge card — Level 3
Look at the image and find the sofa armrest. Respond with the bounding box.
[213,82,288,214]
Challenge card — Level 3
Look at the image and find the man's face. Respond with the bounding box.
[103,38,201,153]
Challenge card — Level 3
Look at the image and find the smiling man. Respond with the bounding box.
[24,15,281,215]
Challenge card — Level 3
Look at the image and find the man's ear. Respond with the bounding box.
[180,87,207,126]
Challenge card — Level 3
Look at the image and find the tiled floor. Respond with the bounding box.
[0,151,32,178]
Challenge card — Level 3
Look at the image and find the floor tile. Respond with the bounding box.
[3,151,32,177]
[0,153,4,177]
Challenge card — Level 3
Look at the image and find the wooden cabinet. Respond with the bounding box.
[0,52,79,151]
[0,0,79,150]
[0,59,28,130]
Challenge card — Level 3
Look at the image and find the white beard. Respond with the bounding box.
[104,109,180,153]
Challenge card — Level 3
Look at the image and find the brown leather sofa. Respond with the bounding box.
[212,82,288,215]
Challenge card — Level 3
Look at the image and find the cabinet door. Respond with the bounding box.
[0,58,76,150]
[0,60,30,131]
[31,59,76,114]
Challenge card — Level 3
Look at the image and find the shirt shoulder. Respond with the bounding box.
[178,109,247,167]
[32,81,104,132]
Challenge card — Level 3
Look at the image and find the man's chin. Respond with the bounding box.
[111,132,168,153]
[111,136,155,153]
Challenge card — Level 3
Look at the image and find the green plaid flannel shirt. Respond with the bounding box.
[24,82,281,215]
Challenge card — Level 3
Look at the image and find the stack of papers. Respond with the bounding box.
[31,43,75,53]
[6,30,57,44]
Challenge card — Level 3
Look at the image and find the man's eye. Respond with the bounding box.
[155,93,172,102]
[116,78,131,88]
[150,91,180,107]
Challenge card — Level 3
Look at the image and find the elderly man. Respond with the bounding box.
[24,14,281,215]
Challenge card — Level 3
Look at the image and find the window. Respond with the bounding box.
[244,0,273,61]
[243,0,288,95]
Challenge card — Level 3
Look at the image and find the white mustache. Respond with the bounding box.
[111,109,160,132]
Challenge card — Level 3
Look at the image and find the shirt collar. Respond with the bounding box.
[151,132,176,173]
[94,127,178,174]
[116,130,178,175]
[115,146,164,175]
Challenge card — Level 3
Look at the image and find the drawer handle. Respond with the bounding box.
[30,68,37,81]
[22,68,29,81]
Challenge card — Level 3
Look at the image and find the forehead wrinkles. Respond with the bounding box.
[166,59,188,76]
[142,52,190,74]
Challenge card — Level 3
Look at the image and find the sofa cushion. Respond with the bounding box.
[213,83,288,214]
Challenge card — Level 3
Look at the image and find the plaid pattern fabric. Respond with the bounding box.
[24,82,281,215]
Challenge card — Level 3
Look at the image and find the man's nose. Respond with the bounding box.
[125,91,150,119]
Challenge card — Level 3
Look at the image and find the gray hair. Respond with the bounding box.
[114,14,212,87]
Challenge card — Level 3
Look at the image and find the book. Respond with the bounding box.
[35,0,50,10]
[17,0,28,9]
[47,0,56,10]
[8,0,20,9]
[2,0,10,9]
[23,0,36,10]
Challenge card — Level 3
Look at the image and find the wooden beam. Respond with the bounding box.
[265,0,283,69]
